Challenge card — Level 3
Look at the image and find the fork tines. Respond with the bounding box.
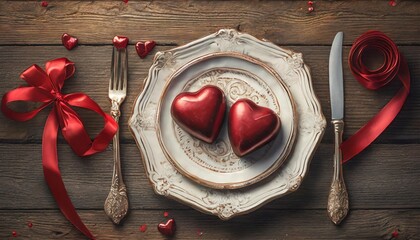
[109,47,127,97]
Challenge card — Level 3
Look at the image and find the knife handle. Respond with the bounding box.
[327,119,349,225]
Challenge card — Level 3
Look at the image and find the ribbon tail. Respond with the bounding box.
[42,110,95,239]
[341,88,408,163]
[341,64,410,163]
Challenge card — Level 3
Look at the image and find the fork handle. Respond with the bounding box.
[104,100,129,224]
[327,119,349,225]
[110,101,124,186]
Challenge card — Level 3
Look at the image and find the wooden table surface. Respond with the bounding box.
[1,1,419,239]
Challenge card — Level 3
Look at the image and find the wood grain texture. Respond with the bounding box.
[1,45,419,143]
[0,209,418,239]
[0,1,419,45]
[1,143,419,210]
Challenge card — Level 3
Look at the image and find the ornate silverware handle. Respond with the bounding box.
[327,119,349,225]
[104,102,129,224]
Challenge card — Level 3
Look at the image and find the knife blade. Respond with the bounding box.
[329,32,344,120]
[327,32,349,225]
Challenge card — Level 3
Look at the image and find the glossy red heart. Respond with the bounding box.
[61,33,78,50]
[157,218,176,236]
[113,36,129,49]
[135,40,156,58]
[228,99,281,157]
[171,86,226,143]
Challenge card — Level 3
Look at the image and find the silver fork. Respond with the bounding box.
[104,46,129,224]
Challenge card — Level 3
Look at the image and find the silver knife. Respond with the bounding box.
[327,32,349,225]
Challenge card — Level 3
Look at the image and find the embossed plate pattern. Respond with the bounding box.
[158,52,297,189]
[129,29,326,220]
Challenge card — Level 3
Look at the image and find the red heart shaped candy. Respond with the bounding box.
[113,36,129,49]
[135,40,156,58]
[171,86,226,143]
[157,218,176,236]
[228,99,281,157]
[61,33,78,50]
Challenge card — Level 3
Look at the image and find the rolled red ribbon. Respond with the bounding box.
[1,58,118,239]
[341,31,410,163]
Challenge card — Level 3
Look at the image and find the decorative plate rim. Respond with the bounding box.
[128,29,326,220]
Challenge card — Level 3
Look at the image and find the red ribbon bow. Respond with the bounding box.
[1,58,118,239]
[342,31,410,163]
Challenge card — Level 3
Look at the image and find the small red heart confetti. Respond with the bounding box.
[157,218,176,237]
[61,33,78,50]
[41,1,48,7]
[392,229,399,238]
[27,221,33,228]
[135,40,156,59]
[139,224,147,232]
[389,0,397,7]
[12,231,17,237]
[113,36,129,49]
[307,1,315,12]
[163,211,169,217]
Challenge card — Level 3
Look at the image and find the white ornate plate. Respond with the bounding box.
[129,29,326,219]
[158,52,297,189]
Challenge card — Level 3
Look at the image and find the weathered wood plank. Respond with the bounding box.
[0,143,419,210]
[0,209,418,239]
[1,45,419,142]
[0,1,419,45]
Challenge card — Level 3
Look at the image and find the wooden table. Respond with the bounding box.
[1,1,419,239]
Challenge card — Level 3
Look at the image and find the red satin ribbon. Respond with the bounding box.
[1,58,118,239]
[341,31,410,163]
